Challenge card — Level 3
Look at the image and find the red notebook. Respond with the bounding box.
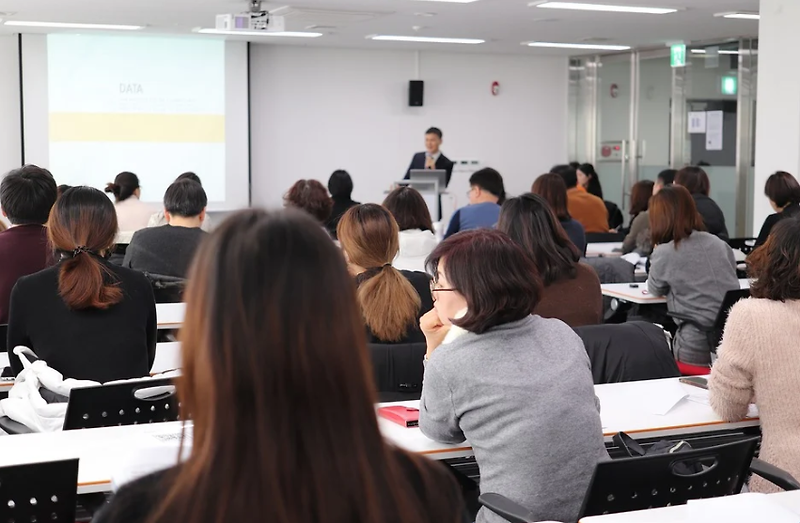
[378,406,420,428]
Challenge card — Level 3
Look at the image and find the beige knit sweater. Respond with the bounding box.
[709,298,800,493]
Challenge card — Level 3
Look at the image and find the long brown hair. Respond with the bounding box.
[649,185,705,247]
[48,186,122,310]
[748,218,800,301]
[338,204,421,342]
[674,166,710,196]
[630,180,654,216]
[532,173,571,221]
[149,209,458,523]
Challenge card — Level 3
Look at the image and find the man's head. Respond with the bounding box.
[551,164,578,189]
[653,169,676,196]
[468,168,505,205]
[425,127,443,155]
[164,179,208,226]
[0,165,58,225]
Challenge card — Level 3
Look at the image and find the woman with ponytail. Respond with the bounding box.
[6,186,157,382]
[338,204,433,344]
[105,171,156,234]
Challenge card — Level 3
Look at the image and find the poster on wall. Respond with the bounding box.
[688,112,707,134]
[706,111,724,151]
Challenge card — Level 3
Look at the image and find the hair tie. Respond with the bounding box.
[72,246,98,257]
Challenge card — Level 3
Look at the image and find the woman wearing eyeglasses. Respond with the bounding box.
[419,229,608,523]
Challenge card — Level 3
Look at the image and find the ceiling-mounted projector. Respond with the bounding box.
[215,12,286,32]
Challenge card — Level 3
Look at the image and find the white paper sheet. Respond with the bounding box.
[706,110,724,151]
[689,111,707,133]
[688,493,799,523]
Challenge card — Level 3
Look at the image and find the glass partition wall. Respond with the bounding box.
[568,39,758,236]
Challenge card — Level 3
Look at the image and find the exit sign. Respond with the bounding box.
[721,75,738,95]
[671,44,686,68]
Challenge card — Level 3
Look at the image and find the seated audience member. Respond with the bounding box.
[444,168,505,239]
[324,170,360,240]
[7,187,156,382]
[338,204,433,344]
[0,165,58,324]
[710,219,800,493]
[755,171,800,247]
[124,179,208,278]
[57,184,72,198]
[498,194,602,327]
[418,229,608,523]
[284,179,333,226]
[383,186,438,273]
[674,166,729,240]
[654,168,676,194]
[531,173,586,254]
[553,165,609,233]
[578,163,623,229]
[648,186,738,366]
[105,171,156,234]
[148,172,213,232]
[622,180,655,255]
[95,209,465,523]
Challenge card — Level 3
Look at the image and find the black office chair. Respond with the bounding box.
[108,244,128,266]
[479,437,800,523]
[668,288,751,355]
[727,238,757,256]
[143,272,187,304]
[586,231,626,243]
[0,378,179,435]
[0,459,79,523]
[605,201,624,230]
[368,342,426,402]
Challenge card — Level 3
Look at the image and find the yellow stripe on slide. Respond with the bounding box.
[49,113,225,143]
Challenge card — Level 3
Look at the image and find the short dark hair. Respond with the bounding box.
[579,163,603,200]
[749,217,800,300]
[426,229,542,334]
[425,127,443,139]
[164,179,208,218]
[469,168,506,202]
[630,180,655,216]
[104,171,140,202]
[328,170,354,199]
[176,172,202,185]
[568,162,581,170]
[284,179,333,223]
[551,164,578,189]
[382,186,434,233]
[674,166,710,196]
[764,171,800,208]
[0,165,58,225]
[649,185,705,247]
[57,184,72,197]
[657,169,676,186]
[531,173,570,221]
[498,194,579,286]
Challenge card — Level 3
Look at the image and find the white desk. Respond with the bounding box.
[579,490,800,522]
[156,302,185,330]
[586,242,623,258]
[379,378,760,460]
[0,421,188,494]
[601,279,751,305]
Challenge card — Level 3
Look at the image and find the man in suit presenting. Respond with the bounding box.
[404,127,455,186]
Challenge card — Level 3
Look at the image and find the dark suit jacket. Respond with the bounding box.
[404,152,454,187]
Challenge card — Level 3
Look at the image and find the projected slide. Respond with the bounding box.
[46,34,226,203]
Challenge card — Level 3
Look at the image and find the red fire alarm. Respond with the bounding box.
[491,81,500,96]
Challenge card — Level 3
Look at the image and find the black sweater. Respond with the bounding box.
[123,225,207,278]
[693,194,729,241]
[356,270,433,345]
[755,202,800,247]
[6,260,157,382]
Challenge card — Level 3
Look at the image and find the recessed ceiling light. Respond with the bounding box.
[715,12,760,20]
[195,28,323,38]
[531,2,677,15]
[525,41,630,50]
[369,35,484,44]
[4,21,144,30]
[690,49,740,55]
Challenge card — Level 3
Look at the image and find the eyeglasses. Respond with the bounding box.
[430,281,456,293]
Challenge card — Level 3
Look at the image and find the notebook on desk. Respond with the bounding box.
[378,406,419,428]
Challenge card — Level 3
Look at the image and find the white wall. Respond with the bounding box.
[249,46,569,209]
[0,35,21,226]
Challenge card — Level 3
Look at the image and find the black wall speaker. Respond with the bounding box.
[409,80,424,107]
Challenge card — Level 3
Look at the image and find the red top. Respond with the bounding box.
[0,225,55,324]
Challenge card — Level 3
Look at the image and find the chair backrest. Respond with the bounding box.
[579,437,759,518]
[63,378,179,430]
[709,289,750,351]
[586,232,626,243]
[574,322,679,384]
[368,342,426,403]
[0,459,78,523]
[726,238,757,255]
[143,272,187,304]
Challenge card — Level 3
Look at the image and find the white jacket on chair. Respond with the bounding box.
[393,229,438,273]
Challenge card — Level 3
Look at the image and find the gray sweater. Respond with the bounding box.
[648,231,738,365]
[123,225,207,278]
[419,315,608,523]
